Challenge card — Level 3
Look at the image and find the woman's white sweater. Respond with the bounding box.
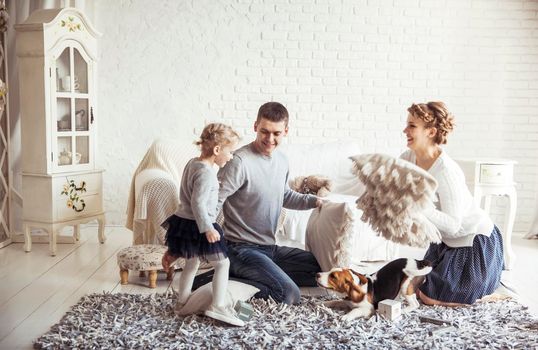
[400,149,493,248]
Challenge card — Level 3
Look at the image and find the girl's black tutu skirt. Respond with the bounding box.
[162,215,228,261]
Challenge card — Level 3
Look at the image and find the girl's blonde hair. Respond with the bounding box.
[195,123,240,157]
[407,101,455,145]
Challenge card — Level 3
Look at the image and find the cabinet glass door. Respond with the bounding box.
[57,136,73,166]
[74,98,89,131]
[76,136,89,165]
[73,48,88,93]
[56,98,71,132]
[53,43,92,170]
[56,48,70,93]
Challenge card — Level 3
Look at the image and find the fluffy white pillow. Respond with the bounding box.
[349,153,441,248]
[305,202,354,271]
[175,280,259,316]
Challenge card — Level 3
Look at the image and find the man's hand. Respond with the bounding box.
[316,197,329,207]
[205,229,221,243]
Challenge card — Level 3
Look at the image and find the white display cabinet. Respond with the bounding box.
[15,8,105,256]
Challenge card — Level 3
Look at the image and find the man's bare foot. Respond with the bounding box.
[162,250,177,270]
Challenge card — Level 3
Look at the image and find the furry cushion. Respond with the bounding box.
[175,280,259,316]
[290,175,332,197]
[349,153,441,248]
[305,202,354,271]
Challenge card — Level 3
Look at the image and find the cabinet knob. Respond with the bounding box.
[90,107,94,124]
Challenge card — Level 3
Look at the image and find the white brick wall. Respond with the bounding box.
[95,0,538,233]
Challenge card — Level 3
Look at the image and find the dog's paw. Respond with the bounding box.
[341,314,356,323]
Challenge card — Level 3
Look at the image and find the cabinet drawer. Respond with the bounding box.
[54,172,102,199]
[56,193,102,221]
[479,164,513,184]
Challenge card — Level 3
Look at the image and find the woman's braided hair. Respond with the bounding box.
[407,101,455,145]
[195,123,240,157]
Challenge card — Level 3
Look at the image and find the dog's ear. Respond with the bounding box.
[330,269,354,294]
[326,270,351,293]
[345,270,367,303]
[350,269,368,285]
[348,287,365,303]
[338,270,355,292]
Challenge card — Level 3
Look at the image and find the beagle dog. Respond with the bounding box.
[316,258,432,321]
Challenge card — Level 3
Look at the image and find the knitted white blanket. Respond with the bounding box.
[126,139,196,244]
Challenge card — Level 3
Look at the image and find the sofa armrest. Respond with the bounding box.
[133,175,179,245]
[135,168,175,199]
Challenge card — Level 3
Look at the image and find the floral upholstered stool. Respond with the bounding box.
[117,244,174,288]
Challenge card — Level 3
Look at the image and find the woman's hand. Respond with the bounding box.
[205,229,221,243]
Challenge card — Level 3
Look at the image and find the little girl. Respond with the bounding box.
[161,123,243,326]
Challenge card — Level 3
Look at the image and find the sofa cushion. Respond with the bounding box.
[349,153,441,248]
[305,201,355,271]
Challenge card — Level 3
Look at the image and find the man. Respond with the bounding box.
[217,102,323,304]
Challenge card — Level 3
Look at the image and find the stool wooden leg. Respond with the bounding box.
[139,271,146,278]
[120,269,129,285]
[166,267,174,281]
[148,270,157,288]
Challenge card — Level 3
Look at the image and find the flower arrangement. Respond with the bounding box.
[61,179,87,212]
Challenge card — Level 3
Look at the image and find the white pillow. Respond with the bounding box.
[305,201,354,271]
[175,280,259,316]
[349,153,441,248]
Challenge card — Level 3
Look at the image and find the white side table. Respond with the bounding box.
[456,159,517,270]
[524,192,538,239]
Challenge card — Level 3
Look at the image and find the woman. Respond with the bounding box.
[401,101,504,306]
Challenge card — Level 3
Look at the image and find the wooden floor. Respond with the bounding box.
[0,226,536,349]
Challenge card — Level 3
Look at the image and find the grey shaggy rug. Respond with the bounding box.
[34,292,538,349]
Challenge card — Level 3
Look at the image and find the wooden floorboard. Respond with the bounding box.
[0,229,122,342]
[0,238,90,307]
[0,230,122,348]
[0,226,536,350]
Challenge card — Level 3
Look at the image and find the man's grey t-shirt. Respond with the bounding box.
[217,143,317,245]
[175,158,218,233]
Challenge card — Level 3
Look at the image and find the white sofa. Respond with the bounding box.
[277,142,397,264]
[127,140,397,265]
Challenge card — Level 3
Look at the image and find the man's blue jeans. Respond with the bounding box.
[226,241,321,305]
